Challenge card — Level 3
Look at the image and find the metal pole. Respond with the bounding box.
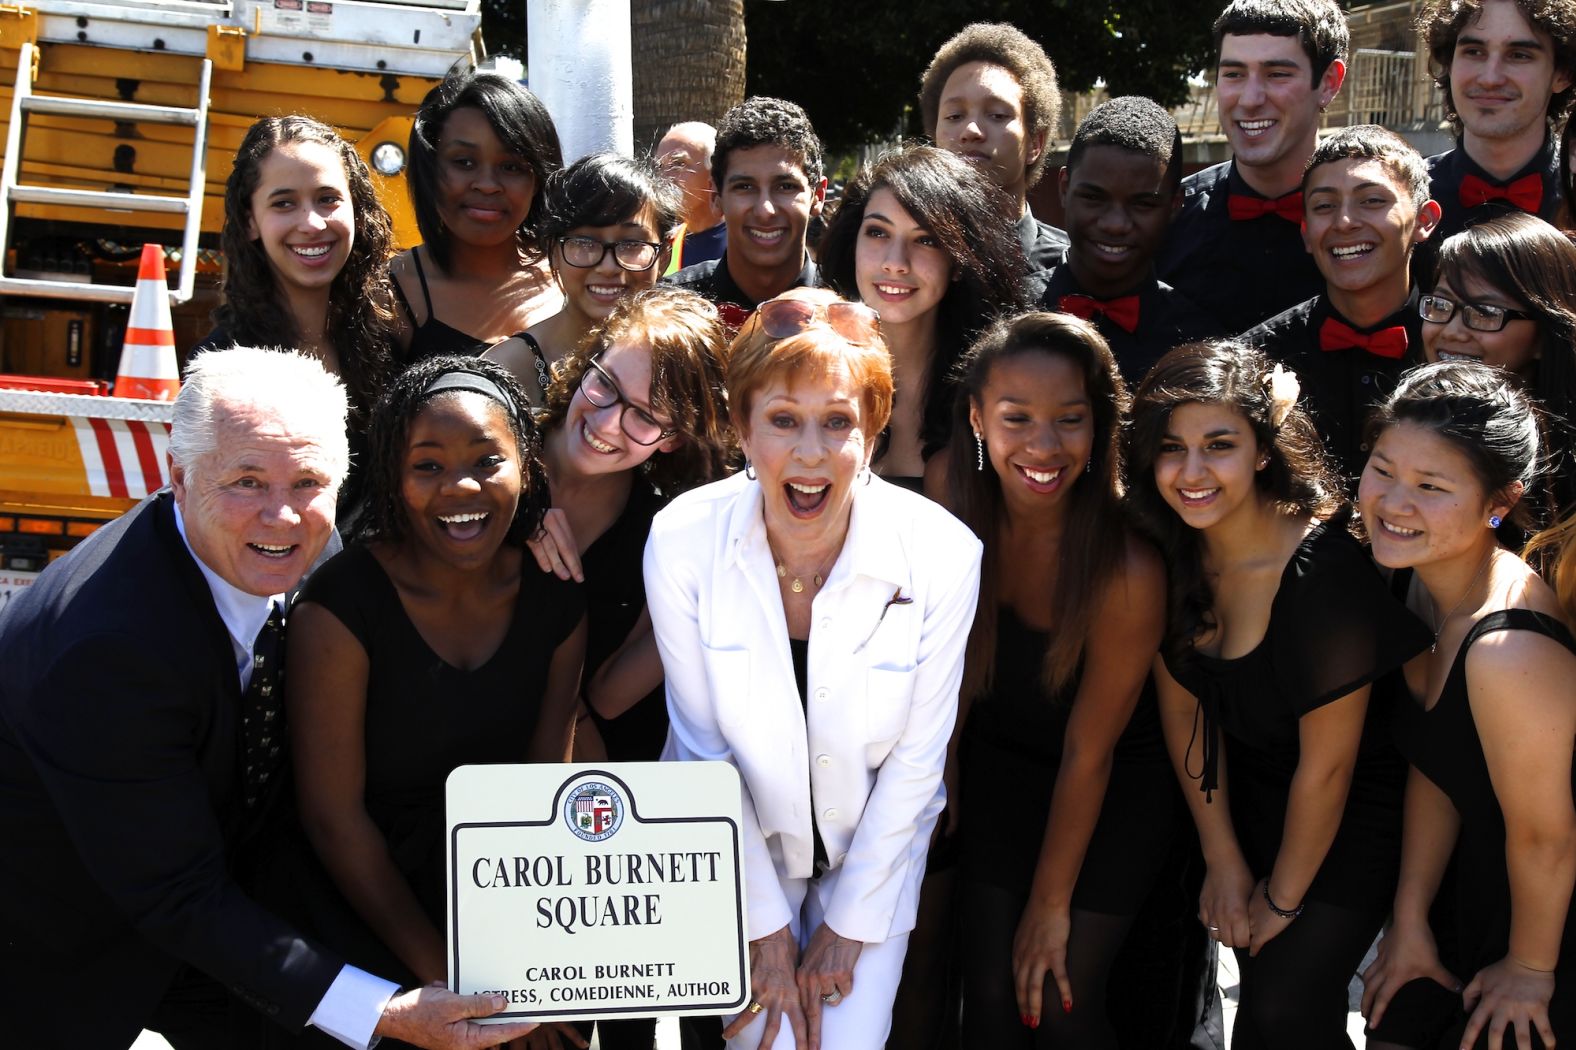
[526,0,634,162]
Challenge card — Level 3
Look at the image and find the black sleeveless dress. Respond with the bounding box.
[284,544,584,983]
[959,605,1175,912]
[1390,608,1576,1040]
[1163,512,1431,916]
[393,247,489,362]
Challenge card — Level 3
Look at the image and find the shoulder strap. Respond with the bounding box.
[516,331,551,392]
[1463,608,1576,656]
[390,268,419,328]
[412,246,437,314]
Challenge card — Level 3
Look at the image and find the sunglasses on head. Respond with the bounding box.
[755,296,881,346]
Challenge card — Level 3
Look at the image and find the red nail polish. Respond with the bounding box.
[1063,998,1072,1014]
[1020,1013,1031,1027]
[1029,1015,1040,1029]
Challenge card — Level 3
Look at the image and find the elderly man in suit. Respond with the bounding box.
[0,347,533,1050]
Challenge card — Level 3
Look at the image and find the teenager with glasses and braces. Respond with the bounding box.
[1419,210,1576,531]
[645,287,981,1050]
[489,153,681,411]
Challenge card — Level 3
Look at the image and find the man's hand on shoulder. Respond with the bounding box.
[375,985,537,1049]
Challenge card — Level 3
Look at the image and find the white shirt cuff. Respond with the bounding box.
[308,964,401,1049]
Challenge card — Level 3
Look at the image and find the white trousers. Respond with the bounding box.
[725,877,910,1050]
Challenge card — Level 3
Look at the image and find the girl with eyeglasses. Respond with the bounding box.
[1419,211,1576,527]
[489,153,681,408]
[521,288,731,1050]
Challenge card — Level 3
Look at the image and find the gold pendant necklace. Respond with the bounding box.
[776,563,824,594]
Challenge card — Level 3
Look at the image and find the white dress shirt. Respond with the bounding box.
[174,504,396,1048]
[646,472,982,944]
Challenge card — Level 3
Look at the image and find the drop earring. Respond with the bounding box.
[744,459,757,481]
[975,432,985,472]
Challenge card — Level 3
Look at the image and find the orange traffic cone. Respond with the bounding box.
[114,244,179,401]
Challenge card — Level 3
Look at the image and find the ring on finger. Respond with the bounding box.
[821,990,843,1006]
[747,1001,764,1015]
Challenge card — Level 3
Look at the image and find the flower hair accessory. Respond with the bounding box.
[1266,364,1300,429]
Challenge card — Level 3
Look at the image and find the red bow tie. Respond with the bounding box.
[1458,172,1543,212]
[1319,316,1408,358]
[1059,293,1141,333]
[1227,191,1304,223]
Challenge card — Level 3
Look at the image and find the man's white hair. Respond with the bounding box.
[660,121,717,165]
[170,347,350,485]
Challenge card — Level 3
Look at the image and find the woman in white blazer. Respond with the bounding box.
[645,289,982,1050]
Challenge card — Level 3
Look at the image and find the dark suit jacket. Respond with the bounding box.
[0,491,343,1049]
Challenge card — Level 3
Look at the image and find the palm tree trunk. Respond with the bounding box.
[630,0,747,152]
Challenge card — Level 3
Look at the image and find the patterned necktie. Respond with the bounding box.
[242,601,285,808]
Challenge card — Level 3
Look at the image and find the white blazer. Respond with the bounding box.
[645,471,982,945]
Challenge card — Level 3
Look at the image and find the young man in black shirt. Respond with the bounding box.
[665,97,824,321]
[1040,96,1220,386]
[1157,0,1349,333]
[918,22,1070,271]
[1245,126,1442,484]
[1415,0,1576,251]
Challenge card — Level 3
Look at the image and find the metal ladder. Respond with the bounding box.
[0,39,211,306]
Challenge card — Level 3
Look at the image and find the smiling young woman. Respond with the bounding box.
[393,70,565,361]
[819,145,1027,488]
[935,312,1176,1047]
[1358,361,1576,1050]
[1421,211,1576,527]
[282,355,586,1002]
[1127,338,1431,1049]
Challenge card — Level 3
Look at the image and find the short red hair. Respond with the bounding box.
[725,289,895,437]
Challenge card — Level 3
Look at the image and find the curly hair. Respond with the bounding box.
[353,354,549,549]
[711,96,823,191]
[1303,124,1432,207]
[408,70,564,271]
[215,115,396,428]
[1417,0,1576,131]
[1127,339,1345,662]
[540,287,733,494]
[1068,95,1184,190]
[1214,0,1351,83]
[1432,211,1576,521]
[1366,359,1543,532]
[817,144,1030,458]
[943,311,1131,697]
[918,22,1061,188]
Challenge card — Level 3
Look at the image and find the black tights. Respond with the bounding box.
[961,881,1135,1049]
[1229,898,1379,1050]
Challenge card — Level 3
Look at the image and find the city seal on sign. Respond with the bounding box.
[564,781,623,842]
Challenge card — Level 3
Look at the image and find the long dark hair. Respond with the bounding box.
[408,70,563,271]
[1433,211,1576,521]
[354,354,550,548]
[819,144,1029,458]
[944,311,1129,697]
[1127,339,1344,662]
[540,287,733,494]
[216,115,395,426]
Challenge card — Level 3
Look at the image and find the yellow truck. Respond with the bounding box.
[0,0,483,602]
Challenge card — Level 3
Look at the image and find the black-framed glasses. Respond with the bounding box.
[578,358,674,446]
[1419,293,1537,333]
[557,236,662,272]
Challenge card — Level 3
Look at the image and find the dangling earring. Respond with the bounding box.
[975,432,985,472]
[1489,514,1503,529]
[744,459,757,481]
